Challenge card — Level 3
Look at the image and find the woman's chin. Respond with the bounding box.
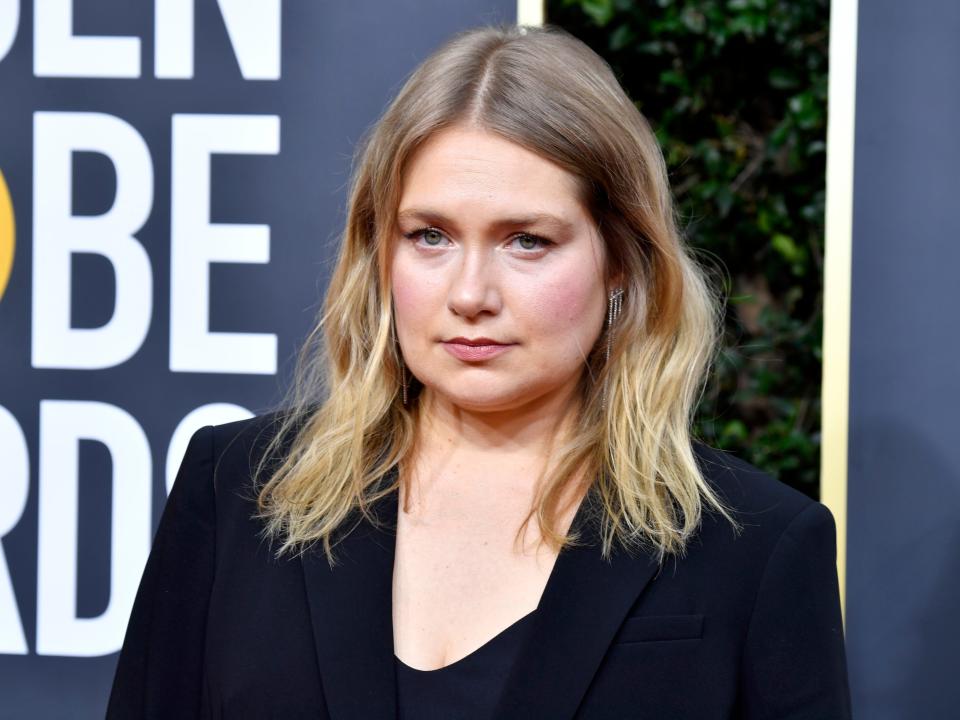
[421,384,535,414]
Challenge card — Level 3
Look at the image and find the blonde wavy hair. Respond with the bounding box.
[254,25,739,565]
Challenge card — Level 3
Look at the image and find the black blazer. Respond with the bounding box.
[107,414,852,719]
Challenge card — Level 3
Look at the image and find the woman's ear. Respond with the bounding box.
[608,270,624,292]
[603,243,624,292]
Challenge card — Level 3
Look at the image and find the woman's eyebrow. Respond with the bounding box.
[396,208,575,233]
[396,208,453,228]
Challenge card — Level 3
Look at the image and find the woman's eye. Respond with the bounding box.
[404,227,449,247]
[511,233,550,252]
[421,228,445,246]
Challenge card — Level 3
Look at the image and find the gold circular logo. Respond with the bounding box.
[0,168,13,302]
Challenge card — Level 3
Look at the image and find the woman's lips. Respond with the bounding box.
[443,338,513,362]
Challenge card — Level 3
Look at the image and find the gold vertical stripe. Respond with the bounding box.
[822,0,859,625]
[517,0,544,26]
[0,169,14,302]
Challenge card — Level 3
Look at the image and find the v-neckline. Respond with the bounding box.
[393,606,539,673]
[390,466,590,673]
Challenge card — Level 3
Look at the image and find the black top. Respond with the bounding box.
[395,609,539,720]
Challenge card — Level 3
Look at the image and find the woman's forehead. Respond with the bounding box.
[397,126,589,225]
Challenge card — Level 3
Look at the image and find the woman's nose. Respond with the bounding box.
[446,248,502,318]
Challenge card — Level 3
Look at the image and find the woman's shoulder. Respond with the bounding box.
[691,440,835,544]
[680,442,840,617]
[198,410,296,493]
[209,409,290,451]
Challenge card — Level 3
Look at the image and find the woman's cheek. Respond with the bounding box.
[391,273,417,320]
[527,272,601,335]
[392,262,447,346]
[392,260,427,317]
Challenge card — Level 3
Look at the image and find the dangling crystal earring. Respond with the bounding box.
[391,316,409,406]
[602,287,624,409]
[605,287,624,364]
[399,354,409,405]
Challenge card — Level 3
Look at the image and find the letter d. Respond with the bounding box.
[36,401,151,657]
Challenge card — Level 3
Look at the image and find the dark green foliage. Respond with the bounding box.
[548,0,829,498]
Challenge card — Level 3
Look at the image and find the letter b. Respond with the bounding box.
[32,112,153,369]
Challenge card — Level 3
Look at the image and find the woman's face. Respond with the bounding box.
[390,126,609,414]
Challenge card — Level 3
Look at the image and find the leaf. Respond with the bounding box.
[768,67,799,89]
[579,0,615,26]
[771,233,800,263]
[610,23,636,51]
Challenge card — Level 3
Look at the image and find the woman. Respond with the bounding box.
[108,25,851,719]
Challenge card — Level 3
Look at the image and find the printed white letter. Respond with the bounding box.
[32,112,153,369]
[170,114,279,374]
[0,0,19,65]
[36,400,151,657]
[155,0,280,80]
[34,0,140,77]
[0,405,29,654]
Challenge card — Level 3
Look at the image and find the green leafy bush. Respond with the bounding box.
[548,0,829,497]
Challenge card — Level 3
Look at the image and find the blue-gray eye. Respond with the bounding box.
[517,234,540,250]
[423,229,444,245]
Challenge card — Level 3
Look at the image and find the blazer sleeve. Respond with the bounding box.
[738,501,853,719]
[106,425,216,720]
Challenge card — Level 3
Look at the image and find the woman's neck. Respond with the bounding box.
[400,385,588,540]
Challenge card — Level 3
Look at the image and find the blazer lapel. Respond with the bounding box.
[494,496,662,719]
[300,483,399,720]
